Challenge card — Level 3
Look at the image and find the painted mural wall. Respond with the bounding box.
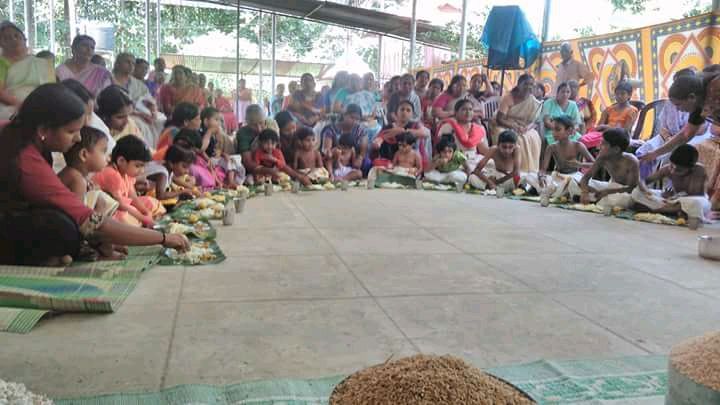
[421,12,719,116]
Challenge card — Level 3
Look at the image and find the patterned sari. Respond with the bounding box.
[0,55,55,119]
[493,95,542,172]
[56,62,112,98]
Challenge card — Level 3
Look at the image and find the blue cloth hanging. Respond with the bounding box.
[480,5,541,69]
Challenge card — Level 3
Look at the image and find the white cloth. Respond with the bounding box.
[424,170,467,185]
[525,171,584,199]
[584,180,633,209]
[631,188,711,220]
[468,167,515,191]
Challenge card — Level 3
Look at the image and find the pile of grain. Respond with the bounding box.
[329,354,535,405]
[0,379,53,405]
[670,331,720,391]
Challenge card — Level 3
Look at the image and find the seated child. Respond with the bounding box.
[59,126,125,259]
[172,127,222,190]
[580,81,639,149]
[525,115,595,203]
[330,133,363,181]
[390,132,423,177]
[163,144,200,198]
[93,136,166,228]
[200,107,245,188]
[578,128,645,210]
[633,144,710,229]
[424,138,470,185]
[468,130,521,192]
[292,126,329,185]
[253,129,293,184]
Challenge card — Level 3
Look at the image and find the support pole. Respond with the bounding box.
[271,13,276,101]
[8,0,13,22]
[541,0,552,43]
[459,0,468,60]
[258,11,263,108]
[49,0,55,52]
[155,0,161,59]
[235,0,240,112]
[377,34,383,83]
[23,0,34,49]
[409,0,417,70]
[144,0,150,60]
[714,0,720,12]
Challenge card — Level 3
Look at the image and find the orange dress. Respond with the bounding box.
[93,166,165,226]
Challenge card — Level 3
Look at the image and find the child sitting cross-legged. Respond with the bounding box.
[391,132,423,177]
[424,137,470,186]
[468,130,521,192]
[633,144,711,229]
[525,115,595,205]
[330,133,364,181]
[93,135,166,228]
[253,129,294,184]
[292,127,329,185]
[200,107,245,188]
[163,144,200,199]
[578,128,645,210]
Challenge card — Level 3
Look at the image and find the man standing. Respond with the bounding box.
[555,42,594,96]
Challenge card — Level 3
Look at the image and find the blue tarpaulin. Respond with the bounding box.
[480,5,541,69]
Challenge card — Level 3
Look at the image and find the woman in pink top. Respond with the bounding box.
[56,35,112,98]
[432,75,467,121]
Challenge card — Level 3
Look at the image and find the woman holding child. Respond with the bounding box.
[0,84,189,266]
[435,99,489,172]
[0,21,56,120]
[493,73,543,172]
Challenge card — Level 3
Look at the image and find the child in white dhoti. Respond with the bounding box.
[579,128,646,210]
[424,138,470,185]
[292,127,328,186]
[525,115,595,205]
[468,130,521,192]
[634,144,711,229]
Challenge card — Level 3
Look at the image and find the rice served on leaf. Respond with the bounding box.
[330,354,535,405]
[0,379,52,405]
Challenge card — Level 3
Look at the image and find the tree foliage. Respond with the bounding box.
[610,0,648,13]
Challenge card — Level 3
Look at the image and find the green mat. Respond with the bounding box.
[55,355,668,404]
[0,246,162,334]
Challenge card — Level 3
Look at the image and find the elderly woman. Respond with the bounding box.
[235,104,285,182]
[541,81,582,145]
[112,52,149,104]
[56,35,113,98]
[157,65,206,115]
[0,21,55,120]
[0,84,189,265]
[493,73,543,172]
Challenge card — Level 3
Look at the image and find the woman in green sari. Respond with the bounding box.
[0,21,55,120]
[540,81,582,145]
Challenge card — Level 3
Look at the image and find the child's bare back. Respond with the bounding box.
[670,164,707,196]
[600,152,640,187]
[550,141,593,174]
[58,166,89,197]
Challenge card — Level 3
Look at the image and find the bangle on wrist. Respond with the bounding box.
[160,230,166,246]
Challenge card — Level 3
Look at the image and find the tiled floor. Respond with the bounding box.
[1,189,718,398]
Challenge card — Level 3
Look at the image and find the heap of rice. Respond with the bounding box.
[329,354,535,405]
[666,331,720,404]
[0,379,53,405]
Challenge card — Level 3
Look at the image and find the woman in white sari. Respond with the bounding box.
[0,21,55,120]
[493,73,543,172]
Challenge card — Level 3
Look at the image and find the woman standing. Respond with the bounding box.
[157,65,205,115]
[56,35,112,98]
[435,99,490,172]
[540,81,582,144]
[0,84,188,265]
[0,21,55,120]
[493,74,543,172]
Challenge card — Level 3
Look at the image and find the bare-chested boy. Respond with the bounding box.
[330,133,363,181]
[468,130,520,191]
[633,144,710,229]
[391,132,423,177]
[526,115,595,205]
[579,128,645,209]
[292,127,328,185]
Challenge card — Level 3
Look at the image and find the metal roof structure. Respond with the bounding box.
[162,53,335,78]
[194,0,449,49]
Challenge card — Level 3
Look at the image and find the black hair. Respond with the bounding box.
[436,137,457,152]
[72,34,95,49]
[90,54,105,65]
[415,70,430,80]
[556,81,570,93]
[165,144,195,165]
[61,79,92,104]
[512,74,534,94]
[36,50,54,59]
[448,74,466,94]
[669,75,704,100]
[0,84,86,197]
[338,133,355,148]
[296,127,314,141]
[429,78,445,91]
[553,115,575,130]
[167,102,199,128]
[498,130,518,144]
[345,103,363,117]
[674,67,696,80]
[614,81,633,95]
[669,144,699,168]
[397,99,415,112]
[64,126,107,166]
[454,98,473,113]
[396,131,416,145]
[111,135,151,163]
[258,129,279,144]
[135,58,149,66]
[703,64,720,74]
[97,85,132,122]
[275,110,295,131]
[201,106,219,123]
[401,73,414,82]
[174,128,202,149]
[602,128,630,151]
[536,82,547,97]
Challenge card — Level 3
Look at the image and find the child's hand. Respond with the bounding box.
[298,174,312,187]
[580,191,592,205]
[141,216,155,228]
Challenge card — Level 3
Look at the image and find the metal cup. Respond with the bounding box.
[341,180,349,191]
[291,181,300,194]
[222,202,235,226]
[264,182,273,196]
[496,187,505,198]
[415,179,423,190]
[455,182,463,193]
[234,197,246,214]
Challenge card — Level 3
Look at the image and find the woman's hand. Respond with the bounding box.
[141,216,155,228]
[163,233,191,252]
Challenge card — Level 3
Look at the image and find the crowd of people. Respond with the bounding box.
[0,22,718,266]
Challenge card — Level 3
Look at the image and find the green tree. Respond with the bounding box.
[610,0,648,13]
